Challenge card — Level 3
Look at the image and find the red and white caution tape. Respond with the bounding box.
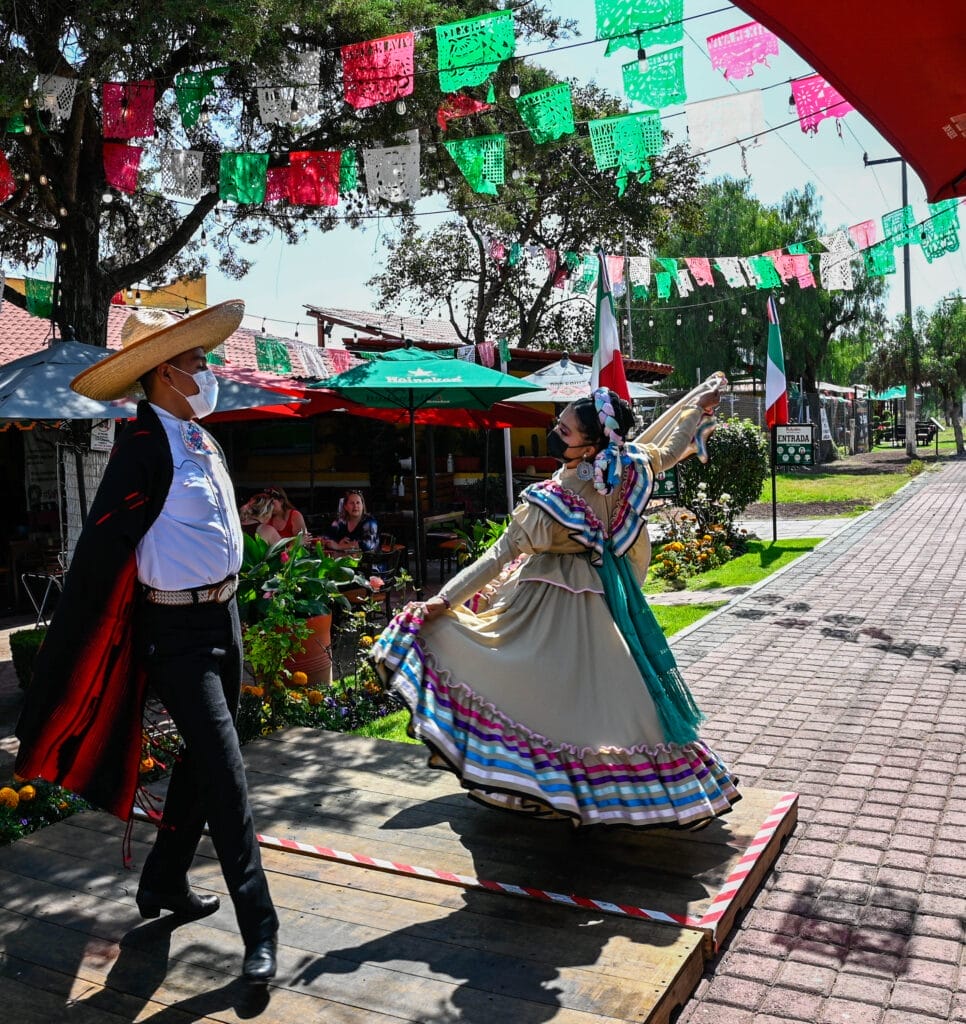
[697,791,797,938]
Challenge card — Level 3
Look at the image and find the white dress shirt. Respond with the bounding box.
[136,405,244,591]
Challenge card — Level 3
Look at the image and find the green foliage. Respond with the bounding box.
[238,533,361,623]
[678,417,769,517]
[0,778,89,846]
[650,508,744,588]
[454,515,510,564]
[9,627,46,689]
[906,459,925,477]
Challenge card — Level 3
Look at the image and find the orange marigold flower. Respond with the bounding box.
[17,784,37,802]
[139,757,155,774]
[307,689,323,705]
[290,671,309,687]
[289,691,303,702]
[0,787,19,809]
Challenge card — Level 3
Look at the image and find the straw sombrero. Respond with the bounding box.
[71,299,245,400]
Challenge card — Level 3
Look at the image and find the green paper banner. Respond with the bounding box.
[588,111,663,196]
[219,153,269,204]
[175,67,227,129]
[749,255,782,289]
[516,83,575,144]
[597,0,684,54]
[24,277,53,319]
[655,271,672,299]
[882,206,918,248]
[444,133,505,195]
[436,11,515,93]
[621,47,686,108]
[339,149,358,194]
[255,336,292,374]
[497,338,510,365]
[786,243,810,255]
[920,217,960,264]
[863,240,896,277]
[572,253,598,293]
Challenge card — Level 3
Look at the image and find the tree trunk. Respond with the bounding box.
[56,212,116,347]
[949,398,965,455]
[904,380,917,458]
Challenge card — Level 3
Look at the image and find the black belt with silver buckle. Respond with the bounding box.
[143,575,239,607]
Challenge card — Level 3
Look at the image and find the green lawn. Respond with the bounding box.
[759,472,907,507]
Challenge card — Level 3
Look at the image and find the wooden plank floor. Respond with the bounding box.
[0,730,795,1022]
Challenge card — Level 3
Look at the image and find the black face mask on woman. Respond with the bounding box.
[546,430,586,462]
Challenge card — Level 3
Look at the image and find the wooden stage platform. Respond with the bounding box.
[0,729,797,1023]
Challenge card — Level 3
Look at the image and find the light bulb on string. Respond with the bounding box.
[675,316,682,327]
[294,323,300,339]
[183,298,190,315]
[38,174,48,186]
[511,167,522,180]
[261,318,267,335]
[22,171,29,182]
[636,31,648,74]
[23,97,30,109]
[58,206,68,218]
[290,95,299,115]
[59,240,67,251]
[708,312,714,323]
[395,98,407,115]
[199,101,210,124]
[508,73,521,100]
[437,174,446,191]
[23,123,31,135]
[102,191,113,204]
[778,294,786,305]
[741,304,748,316]
[647,318,654,328]
[200,227,207,244]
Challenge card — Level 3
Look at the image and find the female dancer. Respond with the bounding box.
[372,375,739,829]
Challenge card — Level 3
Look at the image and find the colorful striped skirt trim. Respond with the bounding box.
[373,610,740,830]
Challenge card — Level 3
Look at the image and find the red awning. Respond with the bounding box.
[731,1,966,201]
[206,374,551,429]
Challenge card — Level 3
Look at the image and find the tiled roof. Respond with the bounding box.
[0,300,358,379]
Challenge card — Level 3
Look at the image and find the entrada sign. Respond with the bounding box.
[775,424,815,467]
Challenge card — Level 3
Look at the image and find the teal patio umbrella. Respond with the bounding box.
[316,346,542,589]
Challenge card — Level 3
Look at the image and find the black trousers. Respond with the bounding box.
[137,596,277,946]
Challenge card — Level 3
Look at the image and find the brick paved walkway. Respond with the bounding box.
[673,458,966,1024]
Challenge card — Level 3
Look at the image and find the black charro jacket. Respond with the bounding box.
[16,402,173,819]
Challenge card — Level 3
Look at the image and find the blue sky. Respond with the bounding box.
[199,2,961,336]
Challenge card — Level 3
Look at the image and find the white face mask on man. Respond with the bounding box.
[168,365,220,419]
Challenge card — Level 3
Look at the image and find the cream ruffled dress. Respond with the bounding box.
[372,381,740,829]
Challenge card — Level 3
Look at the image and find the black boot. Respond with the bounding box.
[242,934,278,982]
[136,886,221,921]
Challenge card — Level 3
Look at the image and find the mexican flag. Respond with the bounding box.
[765,294,789,428]
[590,249,630,400]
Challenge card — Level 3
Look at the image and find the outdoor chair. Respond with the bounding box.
[347,544,407,623]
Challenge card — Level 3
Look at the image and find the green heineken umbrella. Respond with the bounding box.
[316,345,541,590]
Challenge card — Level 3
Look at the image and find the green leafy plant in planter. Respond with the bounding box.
[237,534,363,730]
[10,627,48,689]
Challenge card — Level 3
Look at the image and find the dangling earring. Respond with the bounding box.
[576,458,594,481]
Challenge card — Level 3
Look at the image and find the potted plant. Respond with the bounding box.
[237,534,363,694]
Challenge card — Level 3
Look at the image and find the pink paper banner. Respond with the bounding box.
[706,21,779,80]
[342,32,415,110]
[103,142,143,193]
[102,80,155,139]
[605,255,625,285]
[683,257,714,286]
[849,220,877,250]
[791,74,854,134]
[784,253,816,288]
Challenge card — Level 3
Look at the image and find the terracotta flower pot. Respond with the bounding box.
[283,612,332,687]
